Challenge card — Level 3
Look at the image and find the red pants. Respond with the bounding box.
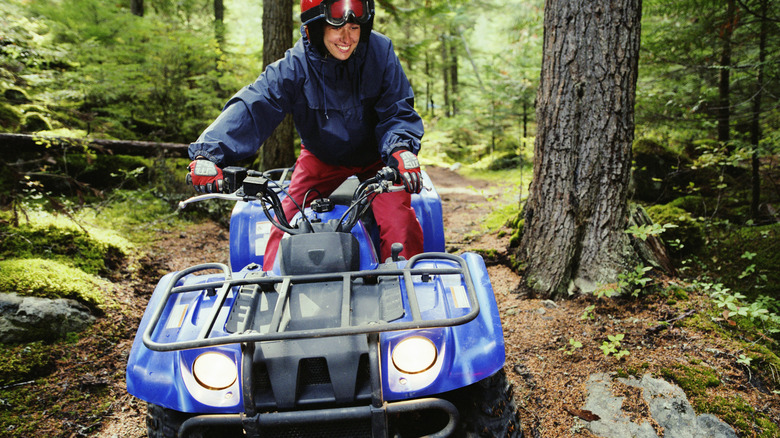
[262,147,424,270]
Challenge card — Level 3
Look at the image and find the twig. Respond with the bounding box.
[0,380,35,391]
[647,309,697,334]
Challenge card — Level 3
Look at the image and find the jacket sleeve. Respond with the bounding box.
[373,41,424,163]
[188,54,300,166]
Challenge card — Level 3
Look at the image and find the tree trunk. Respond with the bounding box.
[214,0,225,46]
[515,0,642,299]
[450,31,458,116]
[130,0,143,17]
[750,0,768,220]
[717,0,736,145]
[261,0,296,171]
[440,36,450,118]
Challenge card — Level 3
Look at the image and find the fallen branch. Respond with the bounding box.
[647,309,697,334]
[0,380,35,391]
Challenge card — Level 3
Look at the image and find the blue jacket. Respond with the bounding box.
[189,28,423,167]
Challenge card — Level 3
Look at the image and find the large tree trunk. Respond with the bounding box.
[261,0,295,171]
[515,0,642,299]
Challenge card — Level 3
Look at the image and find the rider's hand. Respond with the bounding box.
[388,148,422,194]
[186,159,224,193]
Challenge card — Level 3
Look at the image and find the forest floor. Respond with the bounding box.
[14,166,778,437]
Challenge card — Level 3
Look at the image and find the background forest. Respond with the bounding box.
[2,0,778,306]
[1,0,780,435]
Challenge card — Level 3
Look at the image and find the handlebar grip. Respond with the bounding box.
[376,167,399,183]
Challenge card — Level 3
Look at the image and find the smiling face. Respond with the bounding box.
[323,23,361,60]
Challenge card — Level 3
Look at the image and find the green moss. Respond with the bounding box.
[659,364,720,397]
[694,395,780,438]
[21,112,52,131]
[667,195,710,218]
[0,211,132,276]
[0,258,108,306]
[0,102,23,130]
[645,204,705,257]
[0,341,55,386]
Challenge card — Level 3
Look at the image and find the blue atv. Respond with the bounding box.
[126,166,521,437]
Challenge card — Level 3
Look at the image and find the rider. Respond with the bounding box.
[186,0,425,269]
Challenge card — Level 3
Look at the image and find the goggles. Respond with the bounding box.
[302,0,372,27]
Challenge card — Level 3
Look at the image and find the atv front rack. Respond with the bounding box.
[142,252,480,352]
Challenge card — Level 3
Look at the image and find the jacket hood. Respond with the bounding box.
[300,24,369,118]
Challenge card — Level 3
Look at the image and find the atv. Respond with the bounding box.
[126,166,521,437]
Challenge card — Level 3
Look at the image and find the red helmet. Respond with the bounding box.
[301,0,374,27]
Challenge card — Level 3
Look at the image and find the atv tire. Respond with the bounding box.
[449,368,523,438]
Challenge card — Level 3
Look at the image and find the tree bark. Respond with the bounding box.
[130,0,143,17]
[440,36,451,118]
[717,0,736,145]
[750,0,767,220]
[261,0,296,171]
[214,0,225,46]
[515,0,642,299]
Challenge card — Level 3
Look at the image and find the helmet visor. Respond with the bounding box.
[303,0,372,26]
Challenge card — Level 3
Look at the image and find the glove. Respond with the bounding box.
[186,159,224,193]
[387,148,422,194]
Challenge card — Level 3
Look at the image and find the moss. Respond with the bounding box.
[0,258,108,307]
[659,363,720,397]
[645,204,705,257]
[21,112,52,132]
[3,86,31,104]
[694,395,780,438]
[0,211,132,276]
[0,102,23,130]
[667,195,710,218]
[0,341,55,386]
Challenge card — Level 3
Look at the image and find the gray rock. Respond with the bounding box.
[583,373,737,438]
[0,293,95,344]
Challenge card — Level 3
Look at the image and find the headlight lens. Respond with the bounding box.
[392,336,437,374]
[192,352,237,390]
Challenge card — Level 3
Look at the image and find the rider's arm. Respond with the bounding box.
[188,46,303,166]
[371,35,424,164]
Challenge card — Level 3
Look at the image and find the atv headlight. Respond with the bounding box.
[392,336,437,374]
[192,352,238,390]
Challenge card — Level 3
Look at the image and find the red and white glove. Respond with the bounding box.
[387,148,422,194]
[186,159,224,193]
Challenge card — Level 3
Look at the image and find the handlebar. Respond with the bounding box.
[179,166,416,234]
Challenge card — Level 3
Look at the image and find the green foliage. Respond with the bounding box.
[559,338,583,356]
[0,342,55,387]
[599,333,630,359]
[1,0,237,142]
[0,258,108,307]
[645,204,705,257]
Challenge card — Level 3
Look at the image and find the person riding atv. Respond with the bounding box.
[186,0,424,268]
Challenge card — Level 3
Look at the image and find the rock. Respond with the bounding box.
[0,293,96,344]
[583,373,737,438]
[449,162,462,172]
[542,299,558,309]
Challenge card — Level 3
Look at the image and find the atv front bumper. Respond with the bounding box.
[179,397,458,438]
